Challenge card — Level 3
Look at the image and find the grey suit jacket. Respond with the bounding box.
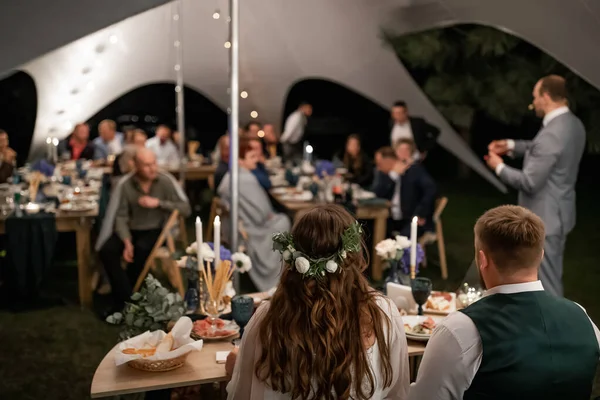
[499,112,585,236]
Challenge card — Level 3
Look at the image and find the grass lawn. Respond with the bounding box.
[0,179,598,399]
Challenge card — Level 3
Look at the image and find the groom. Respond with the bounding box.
[485,75,585,297]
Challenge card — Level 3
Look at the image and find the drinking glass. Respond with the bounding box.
[411,277,432,316]
[204,298,226,332]
[231,296,254,336]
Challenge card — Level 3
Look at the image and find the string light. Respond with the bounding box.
[109,35,118,44]
[257,130,265,138]
[250,111,258,118]
[86,81,95,91]
[175,85,182,93]
[52,138,59,146]
[173,14,179,21]
[64,121,74,131]
[174,64,181,71]
[306,145,314,154]
[46,137,52,144]
[213,10,220,19]
[240,91,248,98]
[224,41,231,49]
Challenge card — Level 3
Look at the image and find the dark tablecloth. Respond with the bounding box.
[4,212,57,299]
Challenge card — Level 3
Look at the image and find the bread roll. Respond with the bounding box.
[156,332,174,354]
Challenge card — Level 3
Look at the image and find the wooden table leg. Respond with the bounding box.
[372,216,386,281]
[75,219,93,308]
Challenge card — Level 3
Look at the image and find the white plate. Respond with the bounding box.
[191,319,240,341]
[270,187,288,195]
[355,191,376,200]
[403,315,443,342]
[279,191,313,202]
[59,202,96,212]
[423,291,457,315]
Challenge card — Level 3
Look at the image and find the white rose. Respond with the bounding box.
[340,250,347,259]
[224,281,236,298]
[395,235,411,250]
[199,243,215,261]
[325,260,338,273]
[176,256,188,268]
[232,252,252,273]
[295,257,310,274]
[186,242,197,255]
[282,249,292,261]
[375,239,397,259]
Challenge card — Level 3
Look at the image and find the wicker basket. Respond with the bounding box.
[127,351,191,372]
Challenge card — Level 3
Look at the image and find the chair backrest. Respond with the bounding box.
[208,174,215,191]
[214,197,249,245]
[433,197,448,223]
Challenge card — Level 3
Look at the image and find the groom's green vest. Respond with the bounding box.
[460,291,599,400]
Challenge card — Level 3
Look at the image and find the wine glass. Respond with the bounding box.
[204,297,226,332]
[411,277,432,316]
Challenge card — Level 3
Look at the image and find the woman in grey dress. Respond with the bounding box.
[218,140,291,291]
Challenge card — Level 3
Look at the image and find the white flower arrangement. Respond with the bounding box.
[375,235,411,261]
[231,252,252,273]
[295,257,310,274]
[185,241,215,260]
[224,280,236,299]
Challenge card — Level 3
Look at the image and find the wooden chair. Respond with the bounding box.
[133,210,187,296]
[419,197,449,280]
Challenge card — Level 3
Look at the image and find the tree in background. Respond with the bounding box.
[382,24,600,176]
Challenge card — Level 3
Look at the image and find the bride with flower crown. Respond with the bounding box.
[226,204,409,400]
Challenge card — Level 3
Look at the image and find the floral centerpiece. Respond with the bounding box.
[176,242,252,313]
[375,235,424,285]
[106,274,185,341]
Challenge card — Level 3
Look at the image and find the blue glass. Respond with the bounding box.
[78,169,88,179]
[184,278,199,314]
[411,277,432,316]
[62,175,72,186]
[231,296,254,336]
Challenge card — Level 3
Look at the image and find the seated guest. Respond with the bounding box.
[122,125,137,144]
[112,130,147,178]
[262,123,279,158]
[217,139,291,292]
[372,140,436,237]
[0,129,16,183]
[390,100,439,159]
[93,119,124,161]
[244,121,262,137]
[336,134,373,187]
[57,123,95,160]
[226,204,409,398]
[96,148,190,311]
[146,124,179,165]
[247,137,271,191]
[214,134,230,191]
[409,205,600,400]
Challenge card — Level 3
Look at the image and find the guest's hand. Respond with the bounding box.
[418,217,426,226]
[393,160,408,175]
[225,347,239,378]
[138,196,160,209]
[485,151,503,170]
[123,240,134,263]
[488,140,509,156]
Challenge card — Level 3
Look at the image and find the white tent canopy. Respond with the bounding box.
[4,0,600,190]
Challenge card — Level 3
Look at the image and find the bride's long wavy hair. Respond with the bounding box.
[255,204,393,400]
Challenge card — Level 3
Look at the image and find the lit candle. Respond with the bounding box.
[46,137,52,160]
[214,215,221,268]
[195,216,203,268]
[410,216,418,278]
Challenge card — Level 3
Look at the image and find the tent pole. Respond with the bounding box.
[229,0,240,289]
[174,0,186,187]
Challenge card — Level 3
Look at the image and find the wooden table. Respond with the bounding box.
[90,339,426,398]
[272,194,390,281]
[103,164,216,181]
[0,208,98,308]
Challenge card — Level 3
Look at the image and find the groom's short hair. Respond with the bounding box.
[539,75,568,102]
[475,205,545,271]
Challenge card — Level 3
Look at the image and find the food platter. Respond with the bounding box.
[191,318,239,341]
[403,315,443,342]
[423,291,457,315]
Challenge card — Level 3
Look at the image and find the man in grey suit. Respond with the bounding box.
[485,75,586,297]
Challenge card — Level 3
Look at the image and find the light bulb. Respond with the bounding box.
[175,85,182,93]
[173,14,180,21]
[109,35,118,44]
[52,138,59,146]
[86,81,95,91]
[213,10,220,19]
[250,111,258,118]
[46,137,52,144]
[240,91,248,98]
[64,121,74,131]
[174,64,181,71]
[257,130,265,138]
[224,41,231,49]
[306,145,314,154]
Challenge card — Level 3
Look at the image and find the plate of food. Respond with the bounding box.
[403,315,441,342]
[424,291,457,315]
[191,318,239,341]
[270,187,289,195]
[279,191,313,202]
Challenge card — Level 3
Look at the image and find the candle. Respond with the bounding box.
[410,216,418,278]
[214,215,221,268]
[195,216,203,268]
[46,137,52,160]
